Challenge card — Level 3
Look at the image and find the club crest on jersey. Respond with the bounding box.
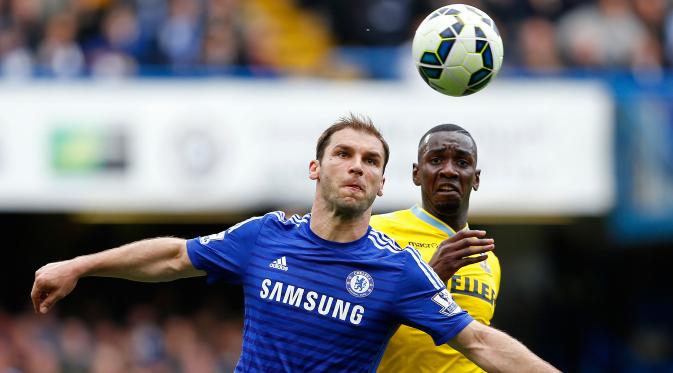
[346,271,374,298]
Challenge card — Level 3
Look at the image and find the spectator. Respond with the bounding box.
[0,305,243,373]
[37,11,84,77]
[157,0,203,69]
[556,0,648,68]
[517,16,561,71]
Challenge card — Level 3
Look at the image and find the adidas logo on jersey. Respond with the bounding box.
[269,256,288,271]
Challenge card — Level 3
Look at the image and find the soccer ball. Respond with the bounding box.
[412,4,504,96]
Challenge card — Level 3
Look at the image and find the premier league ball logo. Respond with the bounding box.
[346,270,374,298]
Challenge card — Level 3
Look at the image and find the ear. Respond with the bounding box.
[377,175,386,197]
[309,160,320,180]
[412,163,421,186]
[473,169,481,191]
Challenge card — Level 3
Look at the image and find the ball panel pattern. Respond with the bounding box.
[412,4,503,97]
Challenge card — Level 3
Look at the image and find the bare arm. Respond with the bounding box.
[448,320,561,373]
[31,237,205,314]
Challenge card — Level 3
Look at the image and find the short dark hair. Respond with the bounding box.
[418,124,478,162]
[418,124,475,150]
[316,113,390,172]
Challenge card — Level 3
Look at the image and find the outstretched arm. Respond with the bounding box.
[448,320,561,373]
[31,237,205,314]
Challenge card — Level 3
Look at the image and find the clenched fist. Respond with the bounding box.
[31,259,80,314]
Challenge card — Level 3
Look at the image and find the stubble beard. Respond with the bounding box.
[425,188,462,216]
[324,186,374,220]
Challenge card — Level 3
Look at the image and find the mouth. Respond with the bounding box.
[344,184,364,192]
[436,184,460,194]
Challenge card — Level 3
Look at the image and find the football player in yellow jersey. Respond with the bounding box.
[373,124,499,373]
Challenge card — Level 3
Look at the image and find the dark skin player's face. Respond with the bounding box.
[413,131,480,219]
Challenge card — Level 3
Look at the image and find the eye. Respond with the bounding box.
[430,157,442,165]
[457,159,470,168]
[337,151,349,158]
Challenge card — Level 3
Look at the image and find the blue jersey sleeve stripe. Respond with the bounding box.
[227,215,265,234]
[268,211,310,227]
[368,230,405,253]
[288,214,309,225]
[367,236,399,253]
[271,211,285,220]
[369,230,403,251]
[405,247,442,290]
[370,229,399,249]
[411,247,444,288]
[376,230,402,249]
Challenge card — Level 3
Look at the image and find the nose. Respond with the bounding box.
[439,161,458,178]
[349,157,364,176]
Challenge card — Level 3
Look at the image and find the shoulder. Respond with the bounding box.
[371,209,409,224]
[370,209,415,232]
[260,211,310,229]
[368,228,406,253]
[212,211,307,240]
[367,229,427,268]
[366,230,445,290]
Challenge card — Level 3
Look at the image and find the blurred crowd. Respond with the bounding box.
[0,305,243,373]
[0,0,672,79]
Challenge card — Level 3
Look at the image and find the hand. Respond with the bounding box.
[31,259,80,314]
[428,230,495,283]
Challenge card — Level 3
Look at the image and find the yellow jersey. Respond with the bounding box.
[371,205,501,373]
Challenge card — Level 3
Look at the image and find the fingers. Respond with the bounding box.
[37,291,61,314]
[433,241,494,268]
[438,237,495,255]
[31,266,60,314]
[441,230,491,247]
[30,282,40,313]
[459,254,489,266]
[31,279,57,314]
[451,230,487,241]
[455,243,495,258]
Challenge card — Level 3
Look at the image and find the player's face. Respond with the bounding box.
[310,128,385,218]
[413,131,480,212]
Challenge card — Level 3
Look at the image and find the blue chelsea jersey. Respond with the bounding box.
[187,212,473,373]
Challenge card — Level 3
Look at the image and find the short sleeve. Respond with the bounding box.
[187,215,265,284]
[395,248,474,345]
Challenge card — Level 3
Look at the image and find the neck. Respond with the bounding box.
[423,202,468,232]
[309,201,371,243]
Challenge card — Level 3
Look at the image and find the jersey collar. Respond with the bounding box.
[302,215,372,250]
[409,204,468,237]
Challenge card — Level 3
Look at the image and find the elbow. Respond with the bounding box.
[167,239,190,276]
[448,321,495,364]
[141,238,190,282]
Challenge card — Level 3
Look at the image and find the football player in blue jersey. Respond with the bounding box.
[32,114,559,373]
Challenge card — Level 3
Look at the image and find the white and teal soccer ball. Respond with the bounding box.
[412,4,504,96]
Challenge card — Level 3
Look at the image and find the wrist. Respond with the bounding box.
[70,255,93,278]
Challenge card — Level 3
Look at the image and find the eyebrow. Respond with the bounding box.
[333,144,383,160]
[424,146,474,159]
